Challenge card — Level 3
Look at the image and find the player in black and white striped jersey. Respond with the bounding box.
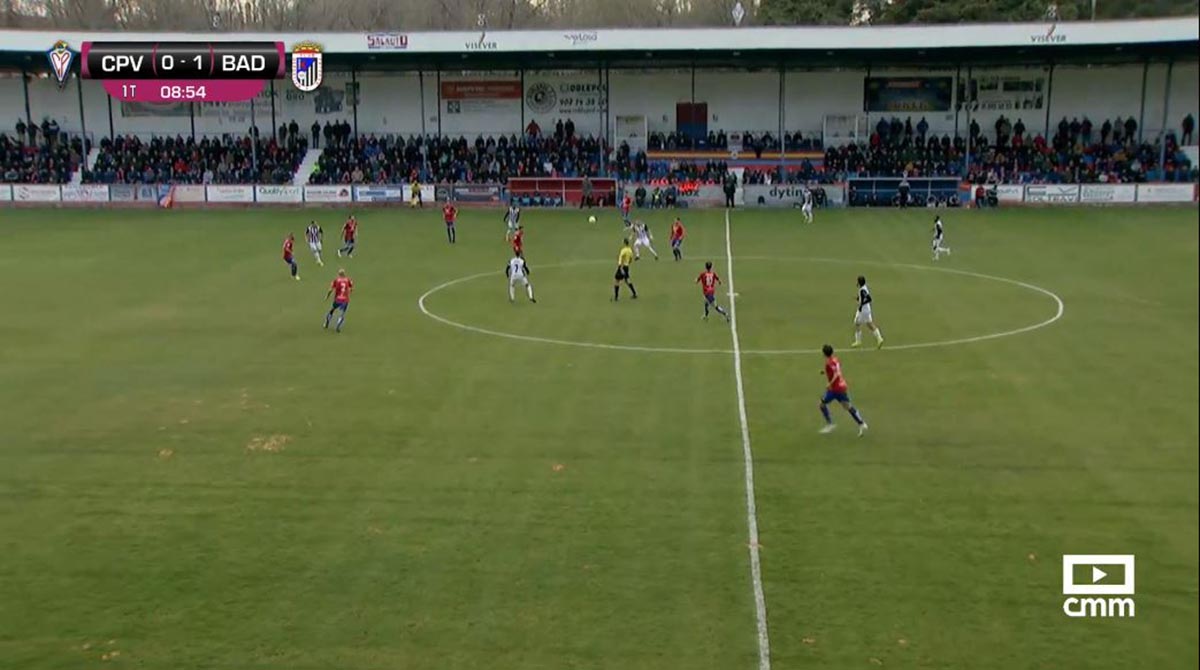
[932,215,951,261]
[852,275,884,349]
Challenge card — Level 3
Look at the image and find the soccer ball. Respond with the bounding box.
[588,215,597,223]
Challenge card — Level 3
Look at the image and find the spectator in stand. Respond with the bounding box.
[526,119,540,139]
[1013,118,1026,142]
[565,118,575,139]
[288,119,300,145]
[1124,116,1137,143]
[311,121,320,149]
[1184,114,1195,145]
[15,118,26,144]
[1081,117,1093,144]
[917,117,929,140]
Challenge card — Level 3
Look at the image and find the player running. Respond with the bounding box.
[620,193,633,227]
[506,253,536,304]
[932,215,951,261]
[504,204,521,241]
[443,202,458,244]
[818,344,868,436]
[511,225,525,257]
[337,215,358,258]
[324,268,354,332]
[612,238,638,301]
[305,221,324,266]
[632,220,658,261]
[802,187,814,224]
[282,233,300,281]
[697,261,729,322]
[852,275,884,349]
[670,217,686,261]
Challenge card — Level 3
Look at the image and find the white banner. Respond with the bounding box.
[1025,184,1079,204]
[173,185,207,203]
[256,185,304,203]
[1079,184,1137,204]
[354,185,407,203]
[60,184,110,203]
[304,185,354,203]
[0,184,12,202]
[996,184,1025,203]
[1136,183,1196,203]
[403,184,436,202]
[206,185,255,203]
[14,184,62,202]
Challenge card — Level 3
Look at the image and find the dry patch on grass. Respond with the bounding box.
[157,448,174,460]
[246,434,291,453]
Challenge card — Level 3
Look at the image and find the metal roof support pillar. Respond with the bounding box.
[419,70,427,137]
[599,64,607,176]
[20,67,32,144]
[1159,59,1173,180]
[963,65,972,179]
[188,102,194,141]
[250,97,258,175]
[520,67,526,134]
[109,96,116,141]
[75,70,88,155]
[953,64,962,139]
[436,69,443,137]
[1137,61,1148,144]
[1043,63,1055,139]
[269,79,277,142]
[778,62,785,178]
[351,66,359,141]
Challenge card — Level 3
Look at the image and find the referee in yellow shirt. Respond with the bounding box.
[613,238,638,301]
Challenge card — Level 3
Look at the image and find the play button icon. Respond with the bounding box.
[1092,566,1107,583]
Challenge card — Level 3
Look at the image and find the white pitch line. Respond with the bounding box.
[725,210,772,670]
[417,258,1065,356]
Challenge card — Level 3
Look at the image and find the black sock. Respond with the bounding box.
[613,285,619,300]
[629,283,637,298]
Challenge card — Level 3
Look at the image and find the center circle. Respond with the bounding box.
[417,257,1064,355]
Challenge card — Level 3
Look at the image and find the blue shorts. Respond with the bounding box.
[704,293,716,304]
[671,238,682,248]
[284,257,296,266]
[332,301,348,311]
[822,390,850,404]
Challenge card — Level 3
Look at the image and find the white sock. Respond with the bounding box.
[853,330,862,344]
[874,328,884,342]
[526,284,534,300]
[508,285,515,301]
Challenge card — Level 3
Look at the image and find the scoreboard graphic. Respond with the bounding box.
[48,40,323,103]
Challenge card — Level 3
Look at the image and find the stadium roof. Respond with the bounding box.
[1,18,1197,71]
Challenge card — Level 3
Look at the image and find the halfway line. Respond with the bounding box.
[725,209,771,670]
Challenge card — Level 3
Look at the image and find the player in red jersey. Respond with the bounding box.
[324,268,354,332]
[696,261,729,322]
[819,344,868,435]
[620,193,633,227]
[282,233,299,280]
[511,225,524,256]
[442,202,458,244]
[670,217,686,261]
[338,215,357,258]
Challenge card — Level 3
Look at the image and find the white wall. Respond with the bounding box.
[3,62,1194,146]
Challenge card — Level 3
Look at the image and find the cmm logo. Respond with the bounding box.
[1031,23,1068,44]
[1062,555,1136,618]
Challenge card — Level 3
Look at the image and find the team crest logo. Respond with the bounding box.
[47,40,74,89]
[291,42,323,92]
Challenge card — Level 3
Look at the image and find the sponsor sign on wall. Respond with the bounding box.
[256,185,304,203]
[441,80,521,118]
[0,184,11,202]
[1025,184,1079,204]
[452,184,504,203]
[996,184,1026,203]
[206,185,255,203]
[524,71,608,118]
[1079,184,1136,204]
[172,185,207,203]
[1136,183,1196,203]
[366,32,408,50]
[108,184,136,202]
[353,185,407,203]
[60,185,110,203]
[14,184,61,202]
[304,185,353,203]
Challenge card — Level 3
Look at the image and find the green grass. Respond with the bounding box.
[0,203,1195,670]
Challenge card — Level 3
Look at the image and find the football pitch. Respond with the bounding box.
[0,203,1196,670]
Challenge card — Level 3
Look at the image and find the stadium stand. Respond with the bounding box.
[84,134,307,185]
[1,126,88,184]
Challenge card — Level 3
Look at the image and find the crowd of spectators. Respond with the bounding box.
[2,118,88,184]
[648,130,820,153]
[309,130,607,185]
[85,130,307,185]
